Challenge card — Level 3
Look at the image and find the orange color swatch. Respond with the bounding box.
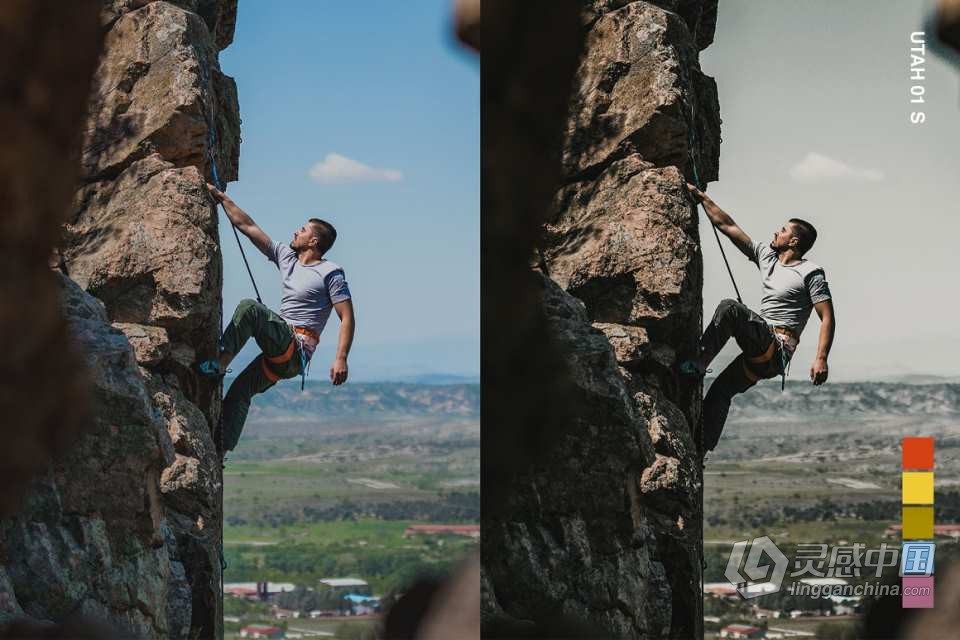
[903,437,934,470]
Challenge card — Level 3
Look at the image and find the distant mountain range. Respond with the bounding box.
[231,377,960,422]
[243,381,480,419]
[726,381,960,418]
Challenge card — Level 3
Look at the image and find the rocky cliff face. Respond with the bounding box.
[483,1,719,638]
[0,1,238,638]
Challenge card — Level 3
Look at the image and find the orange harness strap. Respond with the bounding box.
[266,338,296,364]
[743,335,780,382]
[260,337,296,383]
[746,340,777,364]
[260,327,319,383]
[743,327,796,383]
[260,355,281,383]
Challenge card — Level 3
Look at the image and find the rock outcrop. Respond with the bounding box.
[483,1,719,638]
[0,1,238,638]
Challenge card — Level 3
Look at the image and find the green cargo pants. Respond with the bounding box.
[220,299,303,453]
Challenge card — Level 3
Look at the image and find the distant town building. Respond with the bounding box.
[308,610,335,619]
[319,578,369,589]
[319,578,371,597]
[703,582,739,598]
[828,593,861,606]
[224,582,297,601]
[403,524,480,539]
[766,629,814,639]
[752,607,781,619]
[344,593,381,616]
[703,581,777,598]
[798,577,848,587]
[240,625,285,639]
[720,624,765,639]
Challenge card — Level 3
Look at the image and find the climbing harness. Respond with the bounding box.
[772,326,797,391]
[259,325,318,391]
[741,325,795,391]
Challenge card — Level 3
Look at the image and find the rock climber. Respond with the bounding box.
[681,182,835,454]
[196,183,356,456]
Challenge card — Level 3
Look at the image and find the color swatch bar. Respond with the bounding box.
[901,437,935,608]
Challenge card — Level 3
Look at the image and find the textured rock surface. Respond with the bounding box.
[0,275,188,638]
[0,0,238,638]
[484,1,719,638]
[66,155,222,345]
[563,1,719,183]
[81,1,239,183]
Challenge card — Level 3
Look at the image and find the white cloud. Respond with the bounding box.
[788,152,883,183]
[308,153,403,184]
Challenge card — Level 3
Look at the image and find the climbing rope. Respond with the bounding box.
[192,43,237,618]
[683,109,742,305]
[680,81,712,633]
[193,47,263,306]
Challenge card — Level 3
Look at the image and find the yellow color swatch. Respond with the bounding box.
[902,506,934,539]
[902,472,934,504]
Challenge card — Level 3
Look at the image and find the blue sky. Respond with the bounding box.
[217,1,478,381]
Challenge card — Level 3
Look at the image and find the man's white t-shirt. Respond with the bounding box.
[269,241,351,359]
[752,240,831,338]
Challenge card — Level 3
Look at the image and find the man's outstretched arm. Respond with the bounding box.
[686,183,755,262]
[810,299,835,386]
[329,298,355,386]
[206,183,274,259]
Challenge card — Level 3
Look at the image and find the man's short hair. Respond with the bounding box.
[788,218,817,254]
[308,218,337,253]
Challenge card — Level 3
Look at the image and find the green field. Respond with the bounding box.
[222,412,479,598]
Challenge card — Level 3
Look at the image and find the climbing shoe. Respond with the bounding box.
[195,359,231,378]
[678,359,712,378]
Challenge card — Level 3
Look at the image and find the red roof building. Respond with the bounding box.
[720,624,765,639]
[403,524,480,539]
[240,625,285,639]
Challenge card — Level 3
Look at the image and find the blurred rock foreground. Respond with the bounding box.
[0,0,239,637]
[482,1,719,638]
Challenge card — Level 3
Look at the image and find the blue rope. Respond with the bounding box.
[193,44,234,587]
[195,47,262,306]
[297,339,311,392]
